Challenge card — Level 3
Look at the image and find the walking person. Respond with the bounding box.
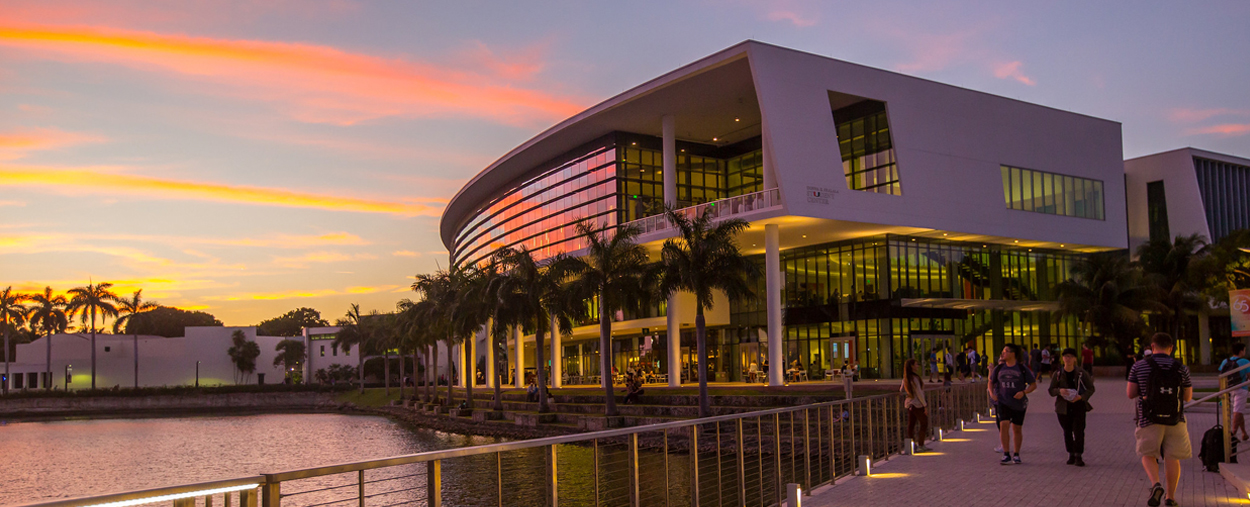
[901,358,931,452]
[989,344,1037,464]
[1050,348,1095,466]
[928,347,939,383]
[1040,346,1053,374]
[966,346,981,381]
[1081,343,1095,375]
[1219,343,1250,440]
[956,348,968,382]
[1128,333,1193,507]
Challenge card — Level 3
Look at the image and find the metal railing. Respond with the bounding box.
[18,382,988,507]
[1191,360,1250,465]
[626,188,782,235]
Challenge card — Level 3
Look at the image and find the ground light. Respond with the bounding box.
[787,483,802,506]
[81,484,258,507]
[857,454,871,476]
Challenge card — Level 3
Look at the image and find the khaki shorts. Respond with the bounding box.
[1134,422,1192,460]
[1235,390,1250,415]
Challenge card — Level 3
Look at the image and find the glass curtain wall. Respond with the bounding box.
[834,101,901,195]
[616,136,764,223]
[1000,165,1105,220]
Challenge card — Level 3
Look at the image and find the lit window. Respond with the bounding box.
[1001,165,1103,220]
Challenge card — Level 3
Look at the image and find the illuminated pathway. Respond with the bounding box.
[805,378,1242,507]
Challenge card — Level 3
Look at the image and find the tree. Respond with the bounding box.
[1137,234,1208,341]
[565,220,657,417]
[1193,229,1250,299]
[124,306,222,337]
[332,304,370,394]
[114,290,158,389]
[67,281,119,389]
[492,247,583,414]
[27,286,68,391]
[273,339,306,383]
[658,207,759,418]
[258,307,330,337]
[412,267,479,409]
[1055,252,1161,357]
[0,287,29,395]
[227,329,260,384]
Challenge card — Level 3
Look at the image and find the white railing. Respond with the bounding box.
[626,188,782,234]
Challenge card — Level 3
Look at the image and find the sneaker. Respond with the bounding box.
[1074,454,1085,467]
[1000,454,1012,465]
[993,445,1003,453]
[1012,454,1021,465]
[1066,453,1076,465]
[1164,499,1177,506]
[917,445,932,453]
[1148,483,1164,507]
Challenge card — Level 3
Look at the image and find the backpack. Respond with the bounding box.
[1142,356,1185,426]
[1198,424,1238,472]
[1220,357,1245,385]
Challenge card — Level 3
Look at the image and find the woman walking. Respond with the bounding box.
[1049,347,1095,466]
[901,358,931,452]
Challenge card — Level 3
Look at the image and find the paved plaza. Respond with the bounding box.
[807,377,1245,507]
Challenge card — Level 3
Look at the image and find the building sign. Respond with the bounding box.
[1233,289,1250,338]
[807,186,837,205]
[309,333,338,341]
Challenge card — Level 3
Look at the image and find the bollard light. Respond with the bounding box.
[858,454,871,476]
[937,428,945,441]
[787,483,802,506]
[959,419,965,431]
[905,438,915,455]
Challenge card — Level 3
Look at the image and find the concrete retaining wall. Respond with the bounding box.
[0,392,341,418]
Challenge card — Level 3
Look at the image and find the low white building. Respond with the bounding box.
[1,326,359,391]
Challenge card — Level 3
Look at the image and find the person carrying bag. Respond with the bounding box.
[1049,347,1095,466]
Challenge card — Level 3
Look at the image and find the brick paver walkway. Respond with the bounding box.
[806,378,1242,507]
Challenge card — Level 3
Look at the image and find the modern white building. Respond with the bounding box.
[2,326,359,391]
[440,40,1128,385]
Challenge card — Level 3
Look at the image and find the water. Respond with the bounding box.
[0,414,502,506]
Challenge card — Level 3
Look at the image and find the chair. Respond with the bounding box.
[798,371,809,382]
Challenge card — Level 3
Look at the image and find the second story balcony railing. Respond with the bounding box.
[626,188,782,235]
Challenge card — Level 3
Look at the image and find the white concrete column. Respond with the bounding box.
[457,342,467,388]
[663,115,677,208]
[550,313,562,388]
[578,343,585,376]
[514,326,525,389]
[1200,308,1212,366]
[668,299,682,387]
[484,321,495,388]
[766,223,784,386]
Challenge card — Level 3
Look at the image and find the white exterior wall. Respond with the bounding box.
[1124,148,1213,254]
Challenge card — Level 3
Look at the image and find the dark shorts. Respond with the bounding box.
[996,403,1027,426]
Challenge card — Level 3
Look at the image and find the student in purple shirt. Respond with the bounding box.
[989,343,1037,465]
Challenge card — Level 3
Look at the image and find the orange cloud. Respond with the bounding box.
[392,250,419,257]
[0,165,440,216]
[1185,123,1250,137]
[0,127,105,160]
[993,61,1036,86]
[0,23,587,126]
[1167,108,1250,123]
[273,251,378,268]
[211,284,401,301]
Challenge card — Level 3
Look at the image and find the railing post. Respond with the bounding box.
[357,470,364,507]
[663,431,670,507]
[204,494,214,507]
[594,439,601,507]
[773,413,783,507]
[173,498,194,507]
[1222,376,1233,463]
[630,433,640,507]
[866,398,875,459]
[427,460,442,507]
[240,487,257,507]
[549,445,559,507]
[690,424,700,507]
[803,408,811,494]
[261,477,279,507]
[737,418,746,505]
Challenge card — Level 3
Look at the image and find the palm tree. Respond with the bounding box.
[1137,234,1208,341]
[565,220,657,417]
[0,287,29,395]
[27,287,68,391]
[227,329,260,384]
[273,339,306,383]
[465,261,514,412]
[333,304,369,394]
[493,247,583,414]
[113,290,158,389]
[657,206,760,418]
[66,281,119,389]
[1055,252,1161,357]
[396,299,432,403]
[412,266,481,410]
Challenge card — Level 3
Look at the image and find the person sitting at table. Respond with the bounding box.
[748,361,760,383]
[623,372,645,404]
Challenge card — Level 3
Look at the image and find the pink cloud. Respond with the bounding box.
[992,61,1036,86]
[1184,123,1250,137]
[0,127,105,160]
[1167,107,1250,123]
[766,10,817,27]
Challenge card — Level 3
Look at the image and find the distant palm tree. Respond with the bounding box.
[27,287,68,391]
[113,290,158,389]
[1137,234,1208,341]
[333,304,369,394]
[227,329,260,384]
[412,266,479,409]
[67,281,119,389]
[493,247,583,414]
[1055,252,1161,357]
[273,339,306,382]
[565,220,657,417]
[0,287,29,395]
[658,206,759,418]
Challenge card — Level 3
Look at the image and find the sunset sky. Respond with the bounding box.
[1,1,1247,326]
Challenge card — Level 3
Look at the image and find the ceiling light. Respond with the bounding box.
[734,117,741,122]
[1060,244,1065,248]
[1013,240,1018,243]
[802,235,807,238]
[942,233,947,236]
[631,142,636,145]
[712,137,719,142]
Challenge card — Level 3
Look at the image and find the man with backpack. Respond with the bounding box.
[989,344,1036,465]
[1220,343,1250,441]
[1128,333,1193,507]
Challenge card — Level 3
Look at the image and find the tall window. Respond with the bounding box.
[1000,165,1104,220]
[1146,180,1170,243]
[834,101,901,195]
